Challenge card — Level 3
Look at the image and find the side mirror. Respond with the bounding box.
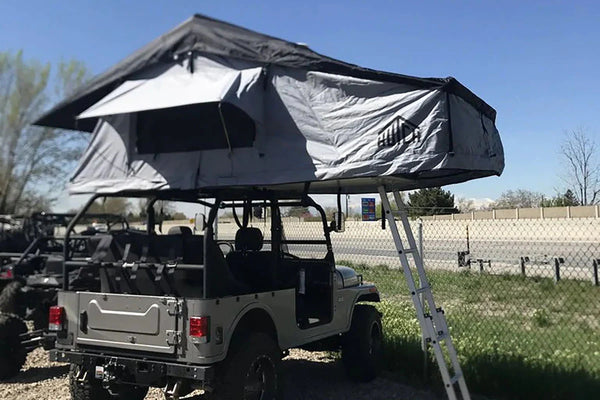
[193,213,206,233]
[331,211,345,233]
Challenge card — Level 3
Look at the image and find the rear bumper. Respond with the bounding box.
[50,349,214,386]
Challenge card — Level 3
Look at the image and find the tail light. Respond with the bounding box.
[48,306,65,331]
[189,316,210,343]
[0,267,13,279]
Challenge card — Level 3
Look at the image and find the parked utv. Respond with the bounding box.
[50,191,382,400]
[0,212,128,379]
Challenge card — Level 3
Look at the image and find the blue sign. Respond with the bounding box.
[361,198,376,221]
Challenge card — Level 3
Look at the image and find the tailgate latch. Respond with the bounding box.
[166,330,182,345]
[166,299,183,316]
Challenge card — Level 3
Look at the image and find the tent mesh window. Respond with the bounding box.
[136,102,256,154]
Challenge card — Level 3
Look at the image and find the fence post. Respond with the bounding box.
[416,218,428,379]
[593,259,599,286]
[520,257,526,276]
[418,219,424,269]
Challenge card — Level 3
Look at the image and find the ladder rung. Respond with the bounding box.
[415,285,430,294]
[401,248,418,254]
[450,373,463,384]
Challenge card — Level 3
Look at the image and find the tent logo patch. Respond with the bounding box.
[377,115,420,147]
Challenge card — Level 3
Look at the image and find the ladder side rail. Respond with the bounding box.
[424,316,459,400]
[378,187,428,319]
[391,191,445,327]
[388,188,471,400]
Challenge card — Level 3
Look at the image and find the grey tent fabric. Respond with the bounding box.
[34,15,503,195]
[34,14,495,132]
[66,53,503,195]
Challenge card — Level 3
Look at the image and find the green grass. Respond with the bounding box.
[339,261,600,400]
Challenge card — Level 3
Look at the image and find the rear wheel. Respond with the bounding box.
[0,312,27,379]
[0,281,23,315]
[69,364,148,400]
[208,333,282,400]
[341,304,383,382]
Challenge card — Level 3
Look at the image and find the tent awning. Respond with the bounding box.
[78,58,265,121]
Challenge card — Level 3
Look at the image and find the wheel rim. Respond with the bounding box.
[243,355,277,400]
[369,321,382,357]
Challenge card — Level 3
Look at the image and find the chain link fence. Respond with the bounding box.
[216,209,600,399]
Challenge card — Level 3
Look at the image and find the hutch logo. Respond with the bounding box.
[377,115,421,147]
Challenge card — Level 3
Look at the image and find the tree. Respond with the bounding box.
[559,127,600,205]
[286,206,310,218]
[407,187,458,217]
[456,197,476,213]
[540,190,580,207]
[494,189,543,209]
[87,198,130,215]
[0,51,89,214]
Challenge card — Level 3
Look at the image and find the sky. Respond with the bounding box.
[1,0,599,213]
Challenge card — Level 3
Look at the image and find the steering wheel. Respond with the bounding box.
[217,241,234,256]
[282,252,301,260]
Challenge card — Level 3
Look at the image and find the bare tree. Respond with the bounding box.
[560,127,600,205]
[494,189,543,209]
[456,197,476,213]
[0,51,89,214]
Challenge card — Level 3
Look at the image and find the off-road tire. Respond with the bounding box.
[69,364,148,400]
[208,333,282,400]
[0,281,23,315]
[0,312,28,379]
[341,304,383,382]
[32,301,51,332]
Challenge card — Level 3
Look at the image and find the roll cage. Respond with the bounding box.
[61,190,335,300]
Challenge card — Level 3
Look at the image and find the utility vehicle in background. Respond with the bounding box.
[0,212,128,379]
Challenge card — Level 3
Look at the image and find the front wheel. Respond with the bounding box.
[208,333,282,400]
[341,304,384,382]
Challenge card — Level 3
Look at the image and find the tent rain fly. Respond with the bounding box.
[35,14,504,195]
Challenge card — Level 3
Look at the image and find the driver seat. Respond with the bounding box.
[226,227,273,292]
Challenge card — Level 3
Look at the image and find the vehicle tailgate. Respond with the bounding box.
[76,292,180,354]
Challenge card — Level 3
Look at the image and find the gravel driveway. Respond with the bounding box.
[0,348,440,400]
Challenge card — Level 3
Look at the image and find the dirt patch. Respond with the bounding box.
[0,348,439,400]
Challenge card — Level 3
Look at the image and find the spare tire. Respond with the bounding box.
[0,312,27,379]
[0,281,24,315]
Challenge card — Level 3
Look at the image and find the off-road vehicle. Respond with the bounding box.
[0,212,128,379]
[50,191,382,399]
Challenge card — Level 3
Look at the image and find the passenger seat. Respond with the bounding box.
[226,227,273,292]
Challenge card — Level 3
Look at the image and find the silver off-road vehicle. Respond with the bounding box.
[50,191,382,400]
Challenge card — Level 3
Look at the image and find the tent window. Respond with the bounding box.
[136,102,256,154]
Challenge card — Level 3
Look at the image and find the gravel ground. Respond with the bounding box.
[0,348,440,400]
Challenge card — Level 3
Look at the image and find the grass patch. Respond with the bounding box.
[339,260,600,400]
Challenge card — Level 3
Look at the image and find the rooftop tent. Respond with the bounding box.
[35,14,504,195]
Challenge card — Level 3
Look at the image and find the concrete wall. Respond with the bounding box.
[422,205,599,221]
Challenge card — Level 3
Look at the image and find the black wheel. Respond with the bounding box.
[208,333,282,400]
[32,301,51,331]
[69,363,148,400]
[0,281,23,315]
[341,304,384,382]
[0,312,27,379]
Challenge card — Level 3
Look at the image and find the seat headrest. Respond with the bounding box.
[168,226,193,236]
[235,227,263,251]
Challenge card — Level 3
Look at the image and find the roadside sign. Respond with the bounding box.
[361,198,376,221]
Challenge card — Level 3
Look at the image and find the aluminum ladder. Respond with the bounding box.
[378,187,471,400]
